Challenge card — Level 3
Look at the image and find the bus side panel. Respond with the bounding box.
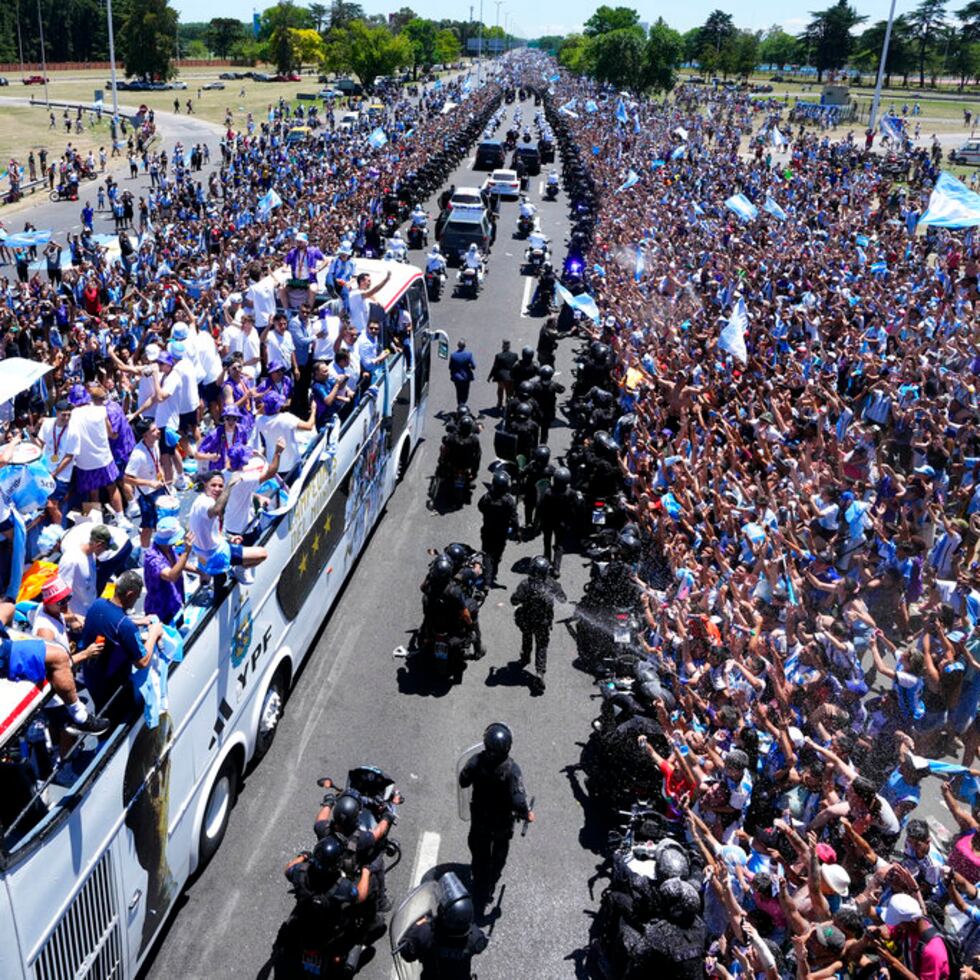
[0,879,27,980]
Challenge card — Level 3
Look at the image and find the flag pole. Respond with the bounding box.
[869,0,897,133]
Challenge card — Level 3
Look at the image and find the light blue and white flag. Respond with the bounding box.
[257,188,282,219]
[880,114,904,143]
[556,282,600,322]
[615,99,629,124]
[763,195,787,221]
[920,171,980,228]
[3,229,52,247]
[585,99,598,114]
[367,128,388,149]
[771,126,786,146]
[671,144,687,160]
[725,194,758,222]
[719,298,749,364]
[616,169,641,193]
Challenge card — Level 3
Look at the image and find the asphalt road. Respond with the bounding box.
[140,98,602,980]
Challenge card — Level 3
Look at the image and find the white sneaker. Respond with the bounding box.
[233,566,255,585]
[175,475,190,492]
[125,500,141,519]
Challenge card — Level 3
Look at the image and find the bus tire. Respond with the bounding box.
[198,755,238,868]
[253,665,289,763]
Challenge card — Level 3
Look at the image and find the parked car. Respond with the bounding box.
[318,87,342,99]
[219,71,243,80]
[0,77,9,87]
[482,169,520,198]
[286,125,312,144]
[949,139,980,165]
[202,81,225,90]
[169,81,188,90]
[688,75,705,83]
[273,72,301,82]
[770,74,784,82]
[751,83,774,93]
[474,139,505,170]
[335,78,363,95]
[22,75,48,85]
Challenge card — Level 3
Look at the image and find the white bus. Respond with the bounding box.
[0,258,436,980]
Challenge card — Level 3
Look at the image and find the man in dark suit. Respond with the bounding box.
[487,338,518,410]
[448,339,476,406]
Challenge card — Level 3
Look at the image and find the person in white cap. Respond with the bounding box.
[883,891,950,979]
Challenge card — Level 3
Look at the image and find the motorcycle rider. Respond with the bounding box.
[409,204,428,242]
[458,723,534,908]
[529,262,557,314]
[535,364,564,442]
[545,170,560,196]
[425,244,447,277]
[525,227,550,262]
[388,231,408,262]
[477,470,519,587]
[394,883,489,977]
[538,467,578,574]
[462,243,485,282]
[521,444,554,531]
[518,193,536,224]
[510,556,566,693]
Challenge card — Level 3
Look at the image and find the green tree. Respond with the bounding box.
[291,26,326,64]
[388,6,417,33]
[532,35,564,54]
[121,0,179,79]
[799,0,865,81]
[589,27,645,89]
[643,18,682,93]
[259,1,312,41]
[907,0,946,87]
[680,28,702,64]
[308,2,329,31]
[325,19,412,88]
[759,26,798,69]
[583,5,641,37]
[403,17,436,76]
[328,1,366,30]
[434,28,461,63]
[951,34,980,87]
[699,9,735,54]
[718,28,759,78]
[206,17,246,58]
[853,16,915,85]
[558,33,591,73]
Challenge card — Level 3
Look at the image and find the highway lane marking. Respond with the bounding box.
[538,181,544,196]
[390,831,441,979]
[519,272,534,318]
[468,156,475,168]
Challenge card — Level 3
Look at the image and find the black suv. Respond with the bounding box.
[474,140,506,170]
[512,145,541,176]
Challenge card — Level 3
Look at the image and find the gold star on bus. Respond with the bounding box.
[323,513,333,533]
[298,553,309,575]
[312,533,321,554]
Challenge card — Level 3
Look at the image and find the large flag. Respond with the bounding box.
[367,128,388,149]
[763,195,787,221]
[616,169,641,193]
[920,171,980,228]
[671,144,687,160]
[257,188,282,220]
[556,282,600,323]
[719,299,749,364]
[3,230,52,247]
[725,194,758,222]
[880,114,904,142]
[585,99,598,113]
[615,99,629,124]
[770,126,786,147]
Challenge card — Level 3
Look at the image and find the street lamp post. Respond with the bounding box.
[494,1,503,59]
[870,0,898,132]
[477,0,484,85]
[35,0,49,108]
[106,0,120,119]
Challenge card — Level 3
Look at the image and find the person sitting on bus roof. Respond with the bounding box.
[324,243,355,299]
[278,231,326,311]
[0,583,108,736]
[79,571,161,720]
[188,471,270,591]
[311,360,349,428]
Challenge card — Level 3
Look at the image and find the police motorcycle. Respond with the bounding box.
[407,207,428,250]
[544,171,560,201]
[390,872,486,980]
[523,231,550,273]
[424,246,447,301]
[455,247,484,299]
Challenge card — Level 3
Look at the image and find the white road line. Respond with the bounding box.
[519,272,534,318]
[390,830,441,979]
[538,181,544,196]
[468,156,475,168]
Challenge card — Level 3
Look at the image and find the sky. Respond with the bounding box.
[168,0,915,44]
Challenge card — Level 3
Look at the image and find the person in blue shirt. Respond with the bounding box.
[448,339,476,408]
[81,570,161,720]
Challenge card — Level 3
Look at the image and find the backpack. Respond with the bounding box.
[918,924,963,980]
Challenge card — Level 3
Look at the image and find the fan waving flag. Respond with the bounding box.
[763,195,787,221]
[257,188,282,220]
[616,169,641,193]
[556,282,600,323]
[615,99,629,124]
[880,114,904,143]
[725,194,758,222]
[920,171,980,228]
[719,298,749,364]
[367,128,388,149]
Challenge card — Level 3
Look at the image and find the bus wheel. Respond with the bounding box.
[253,668,288,762]
[198,755,238,867]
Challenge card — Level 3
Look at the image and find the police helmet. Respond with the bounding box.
[539,365,555,382]
[593,388,613,407]
[392,230,402,240]
[458,416,475,437]
[458,566,479,588]
[445,542,470,568]
[541,261,553,273]
[552,466,571,490]
[513,401,532,421]
[312,835,344,873]
[618,532,641,562]
[531,445,551,467]
[590,341,609,361]
[430,554,454,582]
[456,403,473,418]
[593,431,617,457]
[659,877,701,921]
[521,345,534,361]
[430,244,442,256]
[483,722,513,758]
[517,380,536,400]
[491,470,512,495]
[655,847,690,883]
[441,894,475,936]
[530,555,551,579]
[331,794,361,834]
[468,243,478,253]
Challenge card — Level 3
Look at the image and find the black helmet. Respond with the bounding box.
[457,403,472,418]
[331,794,361,834]
[483,722,512,758]
[531,445,551,466]
[458,416,475,437]
[514,401,532,420]
[491,470,512,495]
[438,872,474,936]
[593,388,613,407]
[312,835,344,873]
[593,431,617,457]
[590,341,609,361]
[659,877,700,922]
[521,345,534,361]
[445,542,470,569]
[618,532,641,562]
[430,554,454,582]
[530,555,551,578]
[539,364,554,382]
[458,566,478,588]
[552,466,571,490]
[517,380,536,400]
[655,847,690,883]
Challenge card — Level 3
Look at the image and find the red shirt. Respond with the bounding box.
[82,284,101,316]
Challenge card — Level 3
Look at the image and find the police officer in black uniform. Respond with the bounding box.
[623,878,706,980]
[458,723,533,907]
[510,556,566,693]
[535,316,561,367]
[535,364,565,444]
[521,444,553,532]
[508,401,540,462]
[444,414,482,482]
[511,345,539,387]
[582,431,622,499]
[537,466,577,573]
[477,470,519,586]
[420,555,471,649]
[394,886,489,978]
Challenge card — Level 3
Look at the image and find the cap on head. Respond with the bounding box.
[89,525,117,551]
[41,576,71,605]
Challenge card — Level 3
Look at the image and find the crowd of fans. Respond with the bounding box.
[551,70,980,979]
